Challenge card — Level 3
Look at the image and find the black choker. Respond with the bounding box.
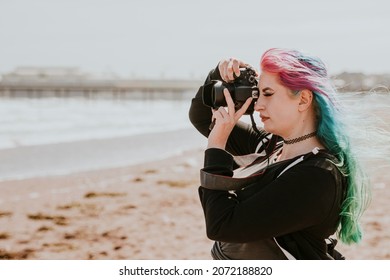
[283,131,317,145]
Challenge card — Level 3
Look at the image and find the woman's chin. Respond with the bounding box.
[262,124,273,134]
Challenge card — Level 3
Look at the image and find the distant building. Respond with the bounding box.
[332,72,390,92]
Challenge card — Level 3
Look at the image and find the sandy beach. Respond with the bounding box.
[0,134,389,259]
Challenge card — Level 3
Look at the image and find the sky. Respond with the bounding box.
[1,0,390,79]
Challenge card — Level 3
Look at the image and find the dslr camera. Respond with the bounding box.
[201,67,259,115]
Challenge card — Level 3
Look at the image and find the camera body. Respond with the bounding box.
[201,67,259,115]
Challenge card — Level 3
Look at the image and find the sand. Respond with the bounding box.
[0,147,389,260]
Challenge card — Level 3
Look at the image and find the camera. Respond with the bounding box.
[201,67,259,115]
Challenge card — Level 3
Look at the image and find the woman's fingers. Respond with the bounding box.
[235,97,253,120]
[227,59,241,81]
[223,89,235,115]
[218,59,229,82]
[217,89,252,121]
[219,58,248,82]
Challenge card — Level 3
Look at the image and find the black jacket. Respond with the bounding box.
[189,66,346,260]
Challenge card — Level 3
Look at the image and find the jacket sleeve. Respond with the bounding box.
[188,65,269,156]
[199,148,339,243]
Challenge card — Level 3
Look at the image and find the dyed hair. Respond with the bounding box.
[260,48,370,244]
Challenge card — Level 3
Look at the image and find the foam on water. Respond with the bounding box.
[0,97,192,149]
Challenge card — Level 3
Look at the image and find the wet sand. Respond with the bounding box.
[0,148,389,259]
[0,128,205,181]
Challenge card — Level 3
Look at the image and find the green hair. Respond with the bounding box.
[315,93,370,244]
[261,48,371,244]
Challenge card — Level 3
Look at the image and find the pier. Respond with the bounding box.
[0,67,202,99]
[0,78,202,99]
[2,67,390,98]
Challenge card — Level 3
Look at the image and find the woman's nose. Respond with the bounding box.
[254,98,265,111]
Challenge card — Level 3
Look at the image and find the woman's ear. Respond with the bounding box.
[298,89,313,112]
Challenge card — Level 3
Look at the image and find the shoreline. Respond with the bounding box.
[0,146,389,259]
[0,128,206,182]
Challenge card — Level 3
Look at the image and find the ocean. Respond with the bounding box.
[0,92,389,181]
[0,96,210,181]
[0,97,194,150]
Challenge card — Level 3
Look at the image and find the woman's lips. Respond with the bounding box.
[260,116,270,122]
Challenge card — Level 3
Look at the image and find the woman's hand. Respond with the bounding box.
[207,89,253,150]
[218,57,249,82]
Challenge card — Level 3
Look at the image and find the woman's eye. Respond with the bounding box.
[263,93,273,97]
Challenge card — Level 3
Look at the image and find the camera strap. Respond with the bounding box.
[250,113,262,136]
[200,147,322,191]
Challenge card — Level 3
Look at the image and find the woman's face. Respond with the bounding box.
[254,71,301,137]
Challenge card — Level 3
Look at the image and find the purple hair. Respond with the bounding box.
[260,48,369,244]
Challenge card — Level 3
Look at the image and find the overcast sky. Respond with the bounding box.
[1,0,389,79]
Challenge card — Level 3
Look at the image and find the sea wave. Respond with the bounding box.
[0,97,193,150]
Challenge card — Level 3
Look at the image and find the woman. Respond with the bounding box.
[189,48,369,260]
